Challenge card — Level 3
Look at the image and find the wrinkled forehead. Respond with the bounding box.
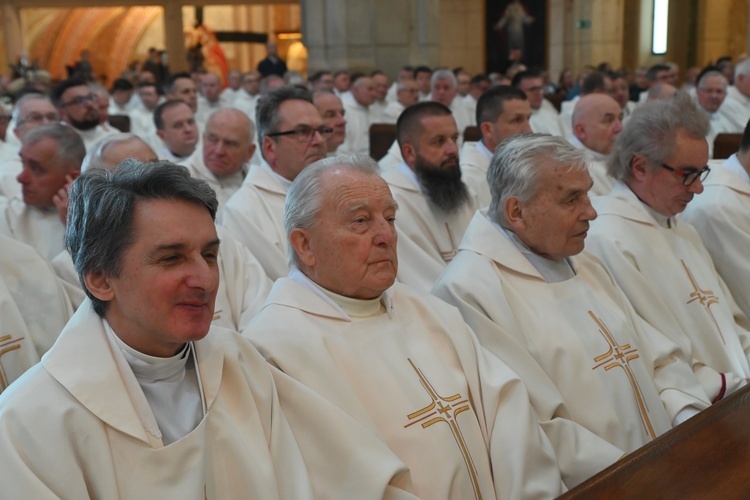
[19,98,57,116]
[323,170,397,213]
[278,99,322,128]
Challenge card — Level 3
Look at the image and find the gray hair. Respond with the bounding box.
[11,93,54,123]
[284,154,381,268]
[81,133,149,172]
[608,91,709,182]
[23,123,85,170]
[430,69,457,90]
[735,58,750,79]
[255,86,313,159]
[697,70,727,89]
[65,160,218,316]
[487,134,587,227]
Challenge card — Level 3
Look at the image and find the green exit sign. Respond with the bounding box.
[576,19,592,29]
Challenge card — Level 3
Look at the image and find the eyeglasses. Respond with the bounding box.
[61,93,98,107]
[17,112,60,126]
[659,163,711,186]
[267,125,333,142]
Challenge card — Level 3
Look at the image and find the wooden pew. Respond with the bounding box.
[713,133,742,160]
[560,384,750,499]
[369,123,396,161]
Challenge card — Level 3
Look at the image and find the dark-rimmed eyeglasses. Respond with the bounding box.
[659,163,710,186]
[61,93,98,107]
[267,125,333,143]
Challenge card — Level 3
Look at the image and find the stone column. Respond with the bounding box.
[163,0,188,73]
[302,0,440,78]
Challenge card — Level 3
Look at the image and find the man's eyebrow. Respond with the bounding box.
[150,238,221,253]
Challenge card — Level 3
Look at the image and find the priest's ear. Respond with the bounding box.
[630,154,651,182]
[83,271,115,303]
[289,228,316,268]
[503,196,527,231]
[401,143,417,168]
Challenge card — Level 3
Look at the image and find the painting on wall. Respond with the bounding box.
[486,0,547,75]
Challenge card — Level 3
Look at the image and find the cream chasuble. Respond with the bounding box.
[220,161,291,280]
[460,141,492,208]
[0,196,65,261]
[246,273,564,500]
[433,211,709,468]
[0,235,73,389]
[682,157,750,319]
[0,302,417,499]
[587,183,750,402]
[384,165,479,292]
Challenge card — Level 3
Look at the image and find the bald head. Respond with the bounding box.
[647,82,677,101]
[572,94,623,155]
[83,134,157,172]
[203,108,256,176]
[351,77,376,107]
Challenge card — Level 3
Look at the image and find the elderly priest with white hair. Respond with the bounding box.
[433,134,711,468]
[245,154,565,499]
[0,161,418,499]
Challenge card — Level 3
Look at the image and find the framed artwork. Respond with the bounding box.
[486,0,547,74]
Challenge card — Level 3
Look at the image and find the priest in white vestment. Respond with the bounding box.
[182,109,252,212]
[313,90,348,154]
[569,93,623,195]
[128,82,161,149]
[0,160,417,499]
[430,69,475,137]
[0,123,83,260]
[50,78,116,151]
[60,136,273,332]
[694,70,745,158]
[434,135,711,471]
[0,95,60,199]
[515,71,563,136]
[382,79,420,124]
[384,102,480,292]
[0,235,74,392]
[221,86,328,280]
[586,92,750,403]
[154,100,200,162]
[460,85,532,208]
[246,155,565,499]
[230,71,261,122]
[338,76,375,155]
[683,130,750,318]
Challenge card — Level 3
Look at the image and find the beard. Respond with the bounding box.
[69,116,100,131]
[414,153,469,213]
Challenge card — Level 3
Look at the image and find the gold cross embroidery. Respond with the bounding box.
[404,358,482,500]
[681,259,724,344]
[0,334,24,392]
[589,311,656,440]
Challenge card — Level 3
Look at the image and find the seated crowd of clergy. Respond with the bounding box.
[2,55,750,497]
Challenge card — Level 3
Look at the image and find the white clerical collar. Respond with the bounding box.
[722,153,750,183]
[395,162,422,193]
[261,161,293,191]
[476,140,493,159]
[487,214,576,283]
[103,319,206,444]
[288,267,394,319]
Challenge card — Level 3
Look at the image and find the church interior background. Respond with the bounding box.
[0,0,749,86]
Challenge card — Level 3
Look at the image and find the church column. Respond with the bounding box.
[2,3,23,70]
[301,0,440,78]
[163,0,188,73]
